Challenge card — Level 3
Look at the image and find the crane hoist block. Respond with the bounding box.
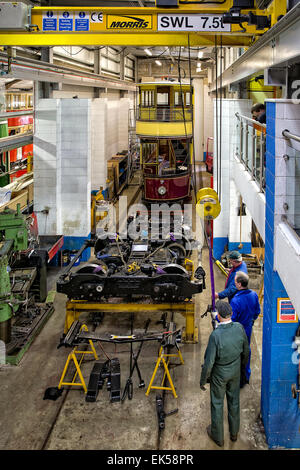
[156,0,179,7]
[0,2,31,31]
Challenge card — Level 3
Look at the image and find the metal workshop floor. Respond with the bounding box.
[0,246,267,451]
[0,181,267,451]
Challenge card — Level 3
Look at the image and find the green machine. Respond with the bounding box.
[0,204,53,364]
[0,205,28,343]
[0,120,10,188]
[0,240,15,343]
[0,204,28,251]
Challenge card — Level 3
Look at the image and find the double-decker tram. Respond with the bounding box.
[136,80,193,204]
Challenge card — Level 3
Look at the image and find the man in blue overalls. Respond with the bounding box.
[231,271,261,386]
[215,251,248,303]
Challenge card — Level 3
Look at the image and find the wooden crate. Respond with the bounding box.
[107,180,115,201]
[27,182,33,204]
[107,155,128,195]
[0,190,28,212]
[107,166,115,182]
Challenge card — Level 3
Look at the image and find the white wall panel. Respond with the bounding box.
[275,222,300,318]
[232,156,266,241]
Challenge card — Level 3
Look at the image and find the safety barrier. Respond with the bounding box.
[282,129,300,236]
[235,113,266,193]
[137,105,193,123]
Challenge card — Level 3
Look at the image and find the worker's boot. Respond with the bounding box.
[206,425,224,447]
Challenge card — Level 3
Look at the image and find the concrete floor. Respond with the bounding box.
[0,182,268,451]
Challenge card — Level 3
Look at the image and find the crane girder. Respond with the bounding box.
[0,1,286,47]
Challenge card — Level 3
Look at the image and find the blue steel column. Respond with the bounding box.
[261,101,300,448]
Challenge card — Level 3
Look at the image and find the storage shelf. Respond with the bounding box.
[107,154,128,198]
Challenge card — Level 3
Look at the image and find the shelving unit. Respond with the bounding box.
[5,92,33,112]
[107,154,128,197]
[0,91,34,210]
[0,90,34,187]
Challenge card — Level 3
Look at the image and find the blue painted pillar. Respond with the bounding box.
[261,100,300,448]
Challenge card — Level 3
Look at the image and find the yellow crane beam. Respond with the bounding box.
[1,32,253,48]
[0,1,286,47]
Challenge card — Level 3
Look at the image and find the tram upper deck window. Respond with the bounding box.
[140,90,154,107]
[175,91,191,106]
[175,92,183,107]
[157,92,169,106]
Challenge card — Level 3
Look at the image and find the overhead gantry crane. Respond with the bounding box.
[0,0,287,48]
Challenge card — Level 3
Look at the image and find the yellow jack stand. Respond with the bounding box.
[64,300,198,343]
[57,324,98,394]
[145,345,184,399]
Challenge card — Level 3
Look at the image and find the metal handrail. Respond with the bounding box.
[137,105,193,122]
[282,129,300,143]
[235,112,266,193]
[235,112,266,130]
[282,138,300,232]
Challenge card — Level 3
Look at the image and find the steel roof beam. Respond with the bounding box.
[210,3,300,91]
[0,52,137,91]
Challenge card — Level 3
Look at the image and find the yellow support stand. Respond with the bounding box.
[145,345,184,399]
[57,324,98,394]
[64,300,197,343]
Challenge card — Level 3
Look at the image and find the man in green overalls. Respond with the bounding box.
[200,300,249,447]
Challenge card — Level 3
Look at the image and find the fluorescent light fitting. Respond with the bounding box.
[197,62,202,68]
[155,60,162,66]
[144,48,152,56]
[198,51,204,59]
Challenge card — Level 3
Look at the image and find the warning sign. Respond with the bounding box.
[43,11,57,31]
[277,298,298,323]
[75,11,89,31]
[59,11,73,31]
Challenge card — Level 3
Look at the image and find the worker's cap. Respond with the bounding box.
[229,250,242,261]
[216,300,232,318]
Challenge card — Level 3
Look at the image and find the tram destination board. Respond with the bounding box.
[157,14,231,32]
